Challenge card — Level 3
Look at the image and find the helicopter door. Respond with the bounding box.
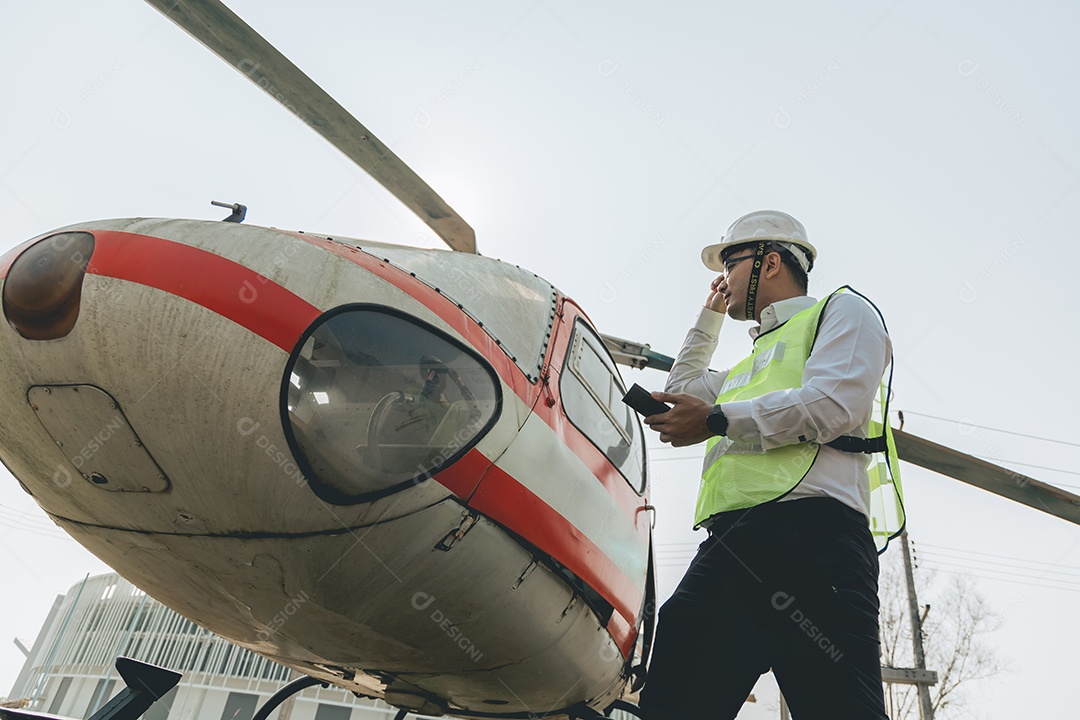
[559,317,647,493]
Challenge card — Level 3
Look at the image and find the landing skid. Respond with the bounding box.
[0,658,179,720]
[0,655,644,720]
[381,698,645,720]
[602,700,644,719]
[246,681,645,720]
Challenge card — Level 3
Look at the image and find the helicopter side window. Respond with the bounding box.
[282,306,502,504]
[560,319,646,493]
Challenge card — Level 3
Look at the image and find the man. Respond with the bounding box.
[637,210,898,719]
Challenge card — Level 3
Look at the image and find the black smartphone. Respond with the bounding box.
[622,383,671,416]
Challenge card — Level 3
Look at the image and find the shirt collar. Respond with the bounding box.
[749,295,817,339]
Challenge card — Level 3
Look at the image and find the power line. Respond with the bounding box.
[0,504,58,525]
[899,410,1080,449]
[920,561,1080,595]
[916,548,1080,585]
[919,563,1080,595]
[0,512,64,532]
[0,505,68,539]
[908,539,1080,593]
[917,549,1080,581]
[648,444,706,454]
[966,455,1080,481]
[918,557,1080,585]
[0,521,69,541]
[917,541,1080,570]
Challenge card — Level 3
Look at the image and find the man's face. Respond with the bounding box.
[717,250,759,320]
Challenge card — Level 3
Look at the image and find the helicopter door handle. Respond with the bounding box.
[638,504,656,529]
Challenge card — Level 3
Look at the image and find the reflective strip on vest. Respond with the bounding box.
[867,382,905,551]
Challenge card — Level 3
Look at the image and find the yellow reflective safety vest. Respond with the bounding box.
[696,287,905,551]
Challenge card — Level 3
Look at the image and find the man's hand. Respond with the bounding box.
[643,392,714,447]
[706,274,727,313]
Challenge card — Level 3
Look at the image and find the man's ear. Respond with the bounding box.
[762,251,784,279]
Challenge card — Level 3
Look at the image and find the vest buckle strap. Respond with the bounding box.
[825,435,887,454]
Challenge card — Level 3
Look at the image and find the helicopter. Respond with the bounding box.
[1,2,1078,720]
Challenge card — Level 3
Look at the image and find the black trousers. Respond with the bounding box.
[638,497,888,720]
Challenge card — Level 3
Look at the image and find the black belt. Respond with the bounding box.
[706,497,868,535]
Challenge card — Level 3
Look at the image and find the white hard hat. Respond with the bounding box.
[701,210,817,273]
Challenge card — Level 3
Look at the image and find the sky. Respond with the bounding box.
[2,0,1079,717]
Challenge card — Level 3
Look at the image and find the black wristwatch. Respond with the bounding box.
[706,405,728,436]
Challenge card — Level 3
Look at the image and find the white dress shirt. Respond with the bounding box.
[665,292,892,519]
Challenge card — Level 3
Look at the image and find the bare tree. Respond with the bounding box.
[878,550,1005,719]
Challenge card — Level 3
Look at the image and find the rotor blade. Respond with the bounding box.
[894,428,1080,526]
[143,0,476,253]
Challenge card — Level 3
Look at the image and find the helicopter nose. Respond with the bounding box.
[2,232,95,340]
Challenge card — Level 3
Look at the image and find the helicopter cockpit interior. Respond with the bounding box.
[284,307,500,503]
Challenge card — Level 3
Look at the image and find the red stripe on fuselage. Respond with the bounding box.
[430,447,491,501]
[86,231,321,352]
[468,461,641,652]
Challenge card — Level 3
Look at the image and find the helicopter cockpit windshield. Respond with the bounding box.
[282,306,501,504]
[355,245,557,383]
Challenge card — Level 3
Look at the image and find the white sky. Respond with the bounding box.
[2,1,1079,717]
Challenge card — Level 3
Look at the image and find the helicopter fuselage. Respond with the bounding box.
[0,218,652,716]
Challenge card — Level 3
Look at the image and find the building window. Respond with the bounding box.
[86,679,116,717]
[219,692,259,720]
[314,704,352,720]
[144,686,177,720]
[47,677,72,715]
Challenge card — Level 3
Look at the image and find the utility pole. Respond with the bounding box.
[901,529,934,720]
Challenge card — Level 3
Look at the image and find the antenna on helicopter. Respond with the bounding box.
[145,0,476,254]
[211,200,247,223]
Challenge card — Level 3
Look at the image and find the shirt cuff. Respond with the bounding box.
[718,399,760,445]
[695,307,725,336]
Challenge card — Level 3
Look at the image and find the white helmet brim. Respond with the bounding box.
[701,210,817,273]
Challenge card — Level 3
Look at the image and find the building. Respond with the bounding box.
[8,573,425,720]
